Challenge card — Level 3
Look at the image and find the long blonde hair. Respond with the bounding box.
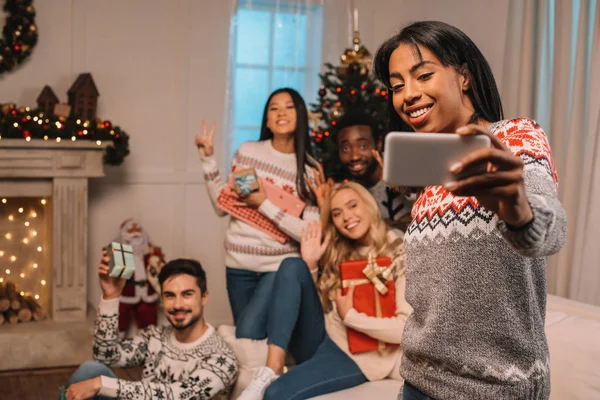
[317,182,397,312]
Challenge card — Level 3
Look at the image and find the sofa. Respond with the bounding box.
[219,294,600,399]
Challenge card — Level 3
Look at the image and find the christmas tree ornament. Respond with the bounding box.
[307,111,322,129]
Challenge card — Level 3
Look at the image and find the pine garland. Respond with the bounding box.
[0,106,130,165]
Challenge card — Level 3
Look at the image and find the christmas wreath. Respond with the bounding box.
[0,0,38,75]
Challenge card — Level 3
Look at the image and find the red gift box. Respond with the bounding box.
[339,254,398,354]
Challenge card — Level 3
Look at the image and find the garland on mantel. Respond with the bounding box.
[0,106,130,165]
[0,0,38,75]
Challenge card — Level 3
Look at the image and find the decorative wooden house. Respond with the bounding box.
[68,73,99,121]
[36,86,59,115]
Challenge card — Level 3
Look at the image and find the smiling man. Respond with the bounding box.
[63,258,238,400]
[329,111,414,234]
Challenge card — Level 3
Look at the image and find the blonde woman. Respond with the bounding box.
[238,182,411,400]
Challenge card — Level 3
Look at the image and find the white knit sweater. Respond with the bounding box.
[200,140,320,272]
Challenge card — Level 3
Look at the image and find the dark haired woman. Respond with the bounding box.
[194,88,320,341]
[373,21,566,399]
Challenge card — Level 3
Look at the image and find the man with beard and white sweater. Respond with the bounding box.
[63,258,238,400]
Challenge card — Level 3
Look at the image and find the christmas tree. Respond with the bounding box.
[309,27,389,177]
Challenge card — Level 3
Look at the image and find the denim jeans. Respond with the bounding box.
[226,266,276,339]
[61,361,116,400]
[264,337,367,400]
[262,258,367,399]
[402,381,436,400]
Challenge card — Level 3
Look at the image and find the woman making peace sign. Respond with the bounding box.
[195,88,320,342]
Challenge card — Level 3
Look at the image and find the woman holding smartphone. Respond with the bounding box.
[373,21,566,399]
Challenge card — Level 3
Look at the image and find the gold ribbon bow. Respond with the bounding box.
[341,253,393,294]
[362,253,392,295]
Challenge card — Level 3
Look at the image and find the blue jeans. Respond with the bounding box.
[226,266,276,339]
[402,382,436,400]
[62,361,116,400]
[263,258,367,399]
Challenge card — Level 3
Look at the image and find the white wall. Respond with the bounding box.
[324,0,510,91]
[0,0,510,327]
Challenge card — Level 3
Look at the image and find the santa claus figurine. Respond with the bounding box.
[114,218,166,334]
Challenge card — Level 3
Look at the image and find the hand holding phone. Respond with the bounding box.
[382,131,492,187]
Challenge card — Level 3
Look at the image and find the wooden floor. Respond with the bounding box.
[0,366,142,399]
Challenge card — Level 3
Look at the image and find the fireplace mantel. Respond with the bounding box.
[0,139,110,370]
[0,138,107,178]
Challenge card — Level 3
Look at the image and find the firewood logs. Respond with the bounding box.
[0,280,45,325]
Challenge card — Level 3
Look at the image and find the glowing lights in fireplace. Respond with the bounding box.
[1,197,46,303]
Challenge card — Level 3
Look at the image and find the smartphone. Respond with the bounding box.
[382,132,492,187]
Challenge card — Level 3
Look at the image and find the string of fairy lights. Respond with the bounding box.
[0,106,131,165]
[0,197,48,302]
[2,106,105,146]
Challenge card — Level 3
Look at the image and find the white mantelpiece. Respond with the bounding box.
[0,139,109,370]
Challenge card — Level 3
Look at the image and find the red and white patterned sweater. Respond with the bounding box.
[200,140,320,273]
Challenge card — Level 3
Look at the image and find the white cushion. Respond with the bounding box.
[309,380,402,399]
[220,296,600,400]
[546,295,600,400]
[217,325,268,400]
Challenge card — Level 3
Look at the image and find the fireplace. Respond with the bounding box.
[0,196,51,324]
[0,138,108,370]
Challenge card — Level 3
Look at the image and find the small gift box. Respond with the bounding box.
[232,168,259,197]
[107,242,136,280]
[339,253,398,354]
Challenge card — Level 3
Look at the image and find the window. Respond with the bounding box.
[227,0,323,160]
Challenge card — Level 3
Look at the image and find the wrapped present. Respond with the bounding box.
[107,242,136,280]
[339,253,398,354]
[233,168,259,197]
[217,188,291,243]
[262,179,306,217]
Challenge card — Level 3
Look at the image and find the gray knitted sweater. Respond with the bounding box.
[400,118,567,399]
